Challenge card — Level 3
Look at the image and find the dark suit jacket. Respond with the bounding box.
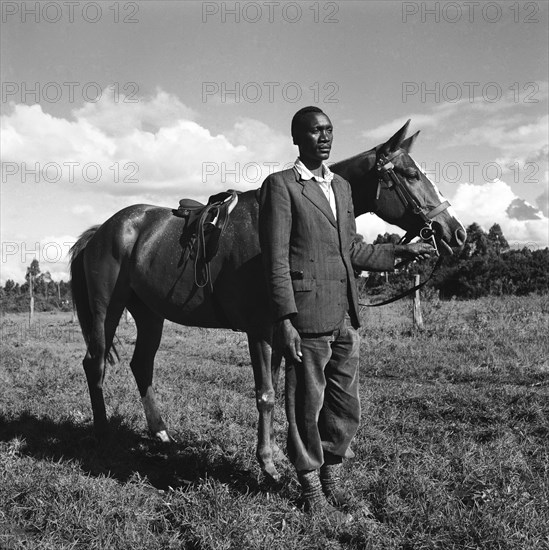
[259,168,396,333]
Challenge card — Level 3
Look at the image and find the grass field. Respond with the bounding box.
[1,295,548,549]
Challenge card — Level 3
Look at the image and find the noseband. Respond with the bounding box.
[376,148,450,255]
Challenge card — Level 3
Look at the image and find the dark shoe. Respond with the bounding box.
[320,462,377,520]
[298,470,353,525]
[320,462,356,509]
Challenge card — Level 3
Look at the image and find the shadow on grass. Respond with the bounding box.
[0,411,277,496]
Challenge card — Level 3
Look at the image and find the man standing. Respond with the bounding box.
[259,106,431,520]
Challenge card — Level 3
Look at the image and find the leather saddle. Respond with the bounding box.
[172,190,239,290]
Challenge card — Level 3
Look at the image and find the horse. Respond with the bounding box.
[69,120,466,481]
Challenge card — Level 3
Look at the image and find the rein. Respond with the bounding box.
[361,149,449,307]
[359,256,443,308]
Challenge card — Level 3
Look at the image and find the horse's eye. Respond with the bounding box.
[404,168,419,180]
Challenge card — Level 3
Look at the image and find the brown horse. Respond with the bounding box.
[70,121,466,481]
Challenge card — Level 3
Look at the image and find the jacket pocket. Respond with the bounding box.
[292,279,314,292]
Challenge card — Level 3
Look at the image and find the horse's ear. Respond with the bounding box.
[400,130,420,153]
[380,119,411,155]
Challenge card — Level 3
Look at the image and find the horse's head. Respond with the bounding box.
[373,120,466,255]
[332,120,466,256]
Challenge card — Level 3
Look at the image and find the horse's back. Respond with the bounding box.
[84,193,271,332]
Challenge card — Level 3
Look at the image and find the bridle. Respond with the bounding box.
[375,148,450,255]
[361,148,451,308]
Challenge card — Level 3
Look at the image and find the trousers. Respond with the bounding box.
[285,314,361,472]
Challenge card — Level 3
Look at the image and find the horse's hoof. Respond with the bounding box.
[263,463,281,484]
[154,430,175,444]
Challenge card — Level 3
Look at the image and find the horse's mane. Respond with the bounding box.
[330,148,377,182]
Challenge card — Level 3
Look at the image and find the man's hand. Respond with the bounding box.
[395,242,435,262]
[275,318,302,363]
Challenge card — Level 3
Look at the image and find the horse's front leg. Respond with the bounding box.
[247,332,280,482]
[269,346,283,462]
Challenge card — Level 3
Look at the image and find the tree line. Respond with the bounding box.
[1,259,72,313]
[363,223,549,299]
[1,223,548,313]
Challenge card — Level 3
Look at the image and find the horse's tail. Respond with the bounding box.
[69,226,119,365]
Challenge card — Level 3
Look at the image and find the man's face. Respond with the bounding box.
[293,112,333,163]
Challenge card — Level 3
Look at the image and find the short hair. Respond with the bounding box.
[291,106,325,140]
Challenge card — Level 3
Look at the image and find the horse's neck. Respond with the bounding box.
[331,148,377,216]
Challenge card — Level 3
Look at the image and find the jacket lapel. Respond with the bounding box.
[332,175,348,229]
[298,173,337,228]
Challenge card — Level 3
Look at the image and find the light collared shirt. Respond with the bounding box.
[293,158,337,219]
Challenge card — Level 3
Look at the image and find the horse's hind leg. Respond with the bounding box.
[127,296,170,443]
[78,239,130,439]
[248,332,280,482]
[83,303,125,439]
[83,344,108,438]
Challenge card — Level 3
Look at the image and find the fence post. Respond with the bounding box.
[413,274,424,330]
[29,275,34,325]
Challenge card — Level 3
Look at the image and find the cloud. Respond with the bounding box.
[71,204,94,215]
[0,90,299,284]
[358,97,547,255]
[506,198,545,221]
[73,89,197,137]
[361,112,444,143]
[437,107,548,179]
[451,179,549,248]
[1,103,114,165]
[1,91,295,204]
[360,81,548,144]
[359,166,549,249]
[355,214,404,244]
[487,115,548,169]
[3,88,547,284]
[362,82,549,186]
[536,188,549,217]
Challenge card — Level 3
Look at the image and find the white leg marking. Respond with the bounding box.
[141,386,164,434]
[155,430,171,443]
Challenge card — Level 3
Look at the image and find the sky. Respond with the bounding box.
[1,0,548,283]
